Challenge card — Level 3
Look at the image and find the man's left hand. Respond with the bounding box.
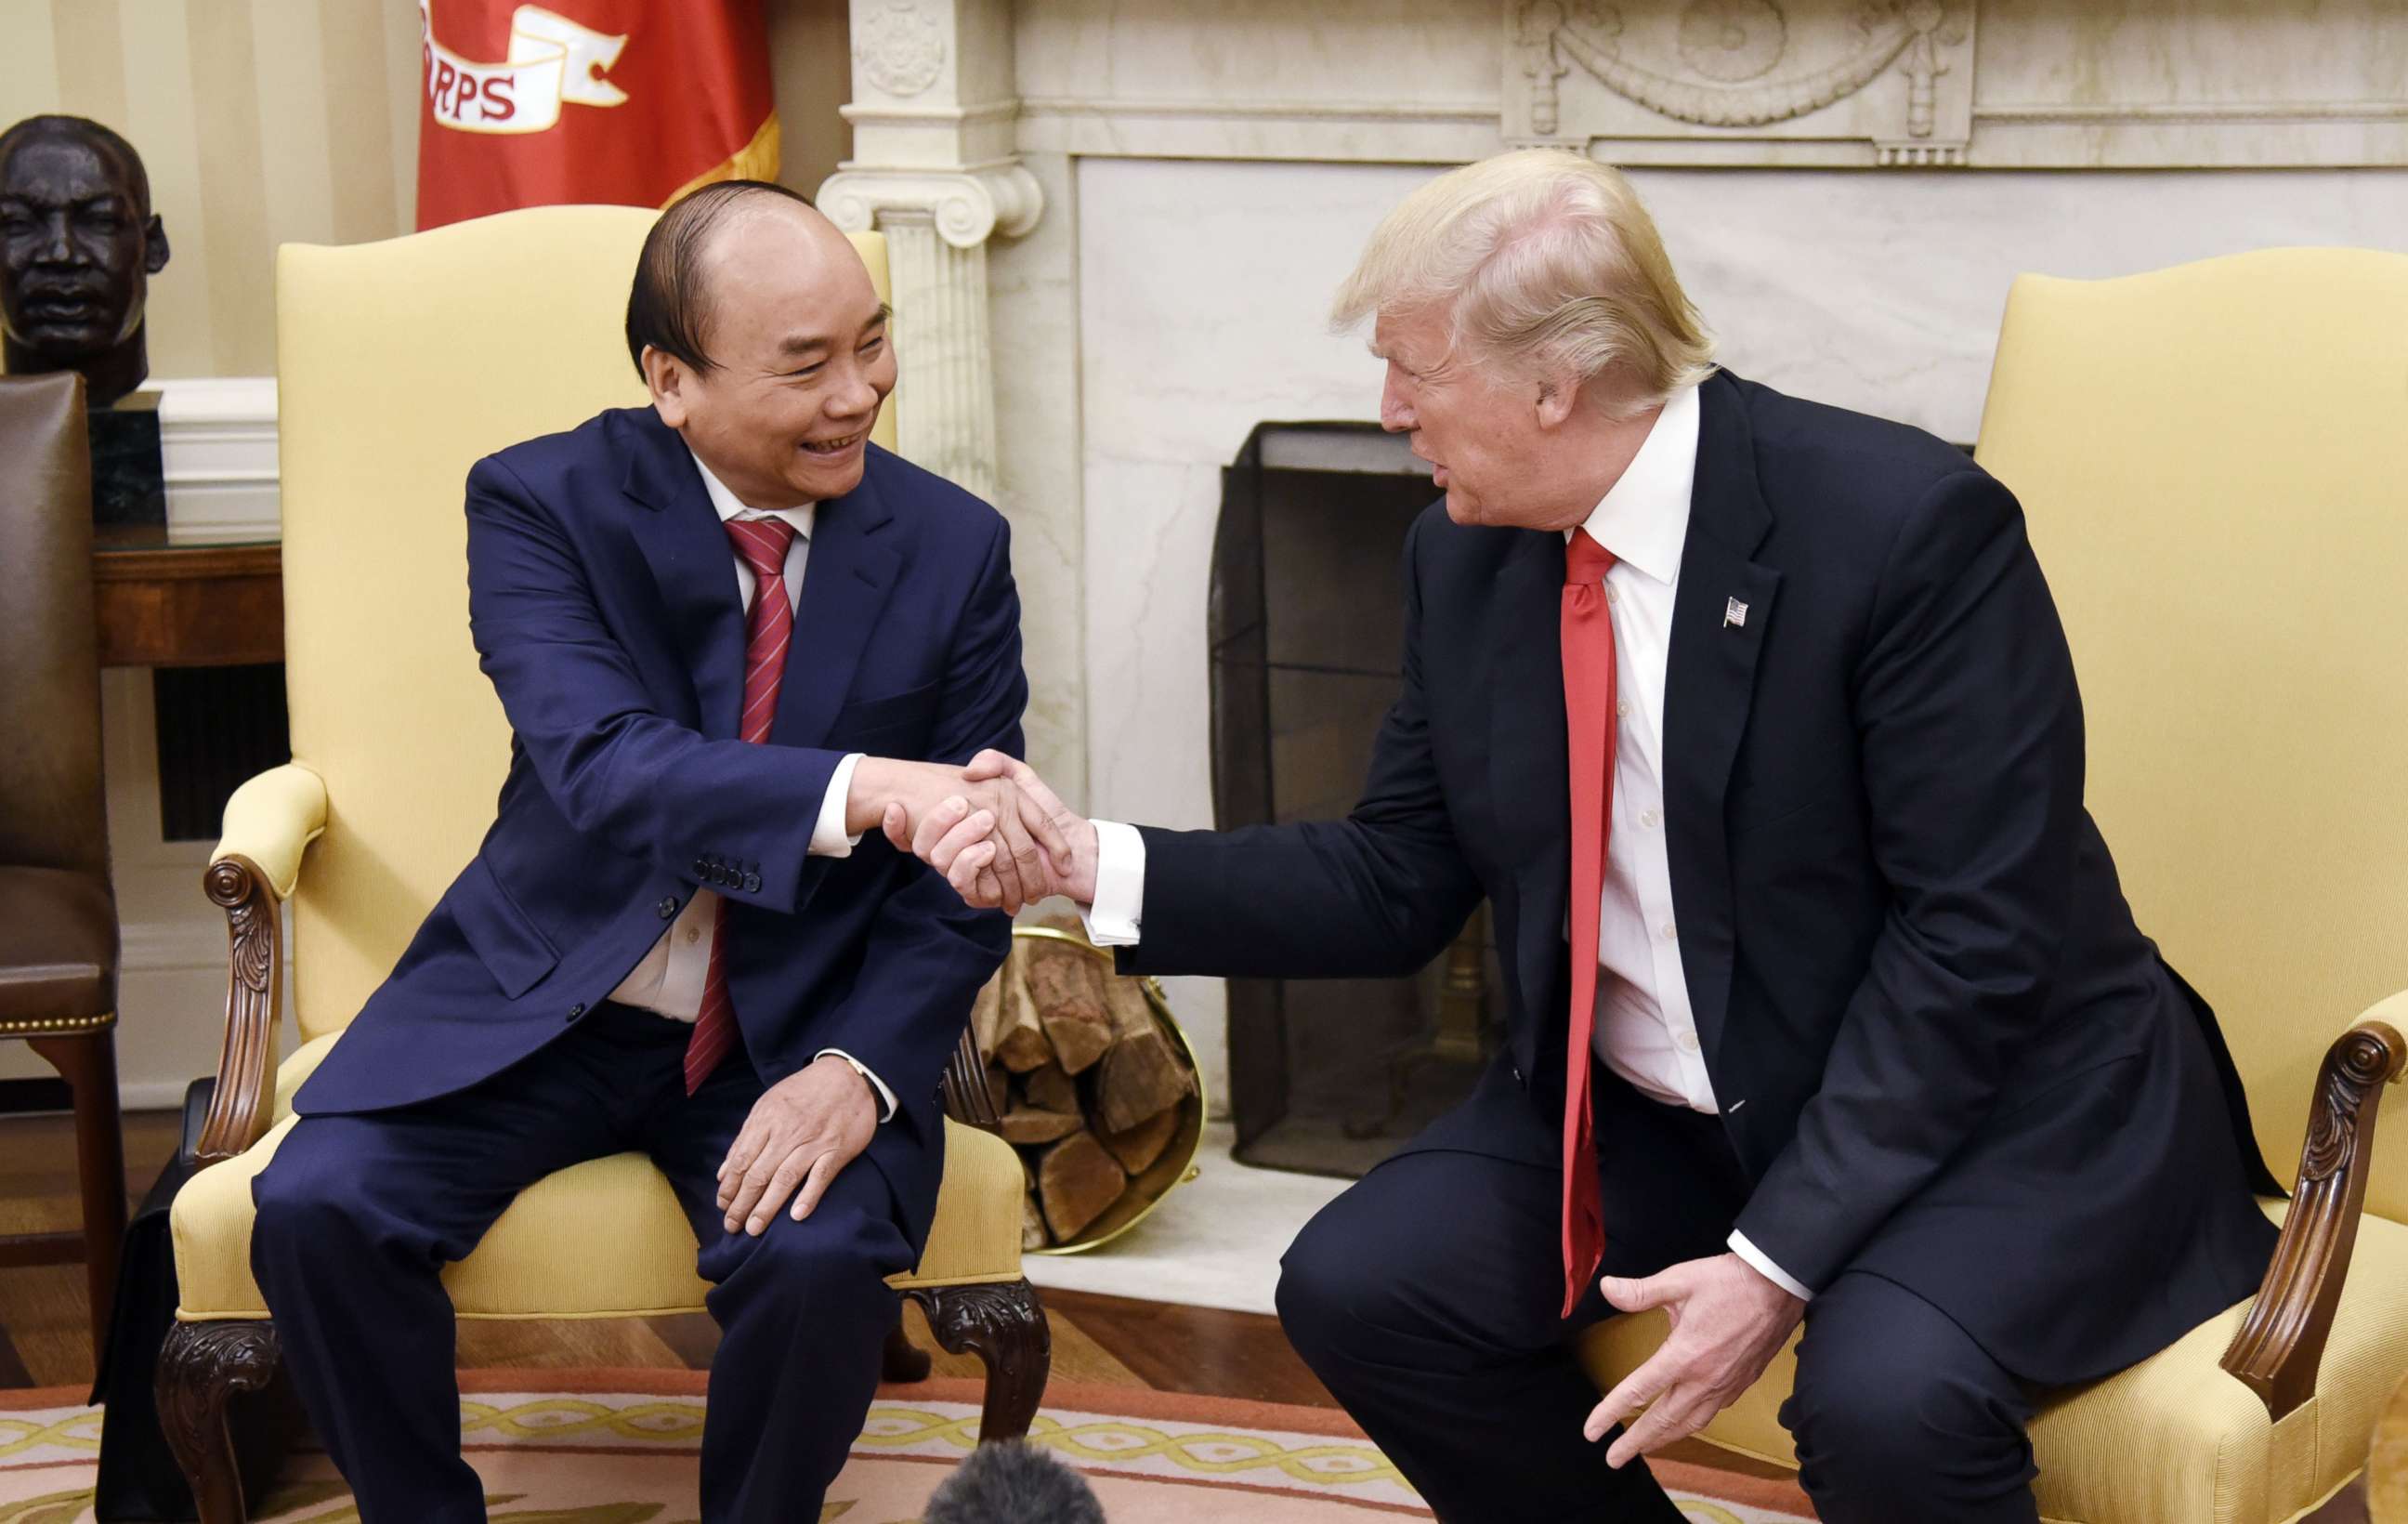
[1583,1253,1806,1467]
[715,1057,878,1237]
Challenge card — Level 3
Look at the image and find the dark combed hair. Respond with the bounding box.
[0,114,152,217]
[623,178,814,380]
[921,1441,1107,1524]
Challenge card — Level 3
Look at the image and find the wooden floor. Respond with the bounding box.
[0,1107,1780,1481]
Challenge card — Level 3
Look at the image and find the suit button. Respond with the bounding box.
[742,872,762,894]
[658,897,678,919]
[566,1002,587,1023]
[691,857,708,877]
[1512,1063,1525,1087]
[716,867,735,887]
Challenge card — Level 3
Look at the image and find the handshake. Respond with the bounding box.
[844,751,1098,913]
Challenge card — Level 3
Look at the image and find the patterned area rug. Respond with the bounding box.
[0,1370,1815,1521]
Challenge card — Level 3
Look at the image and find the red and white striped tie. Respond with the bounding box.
[684,515,799,1094]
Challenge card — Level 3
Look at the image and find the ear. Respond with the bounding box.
[1534,368,1583,431]
[642,346,689,428]
[143,217,169,274]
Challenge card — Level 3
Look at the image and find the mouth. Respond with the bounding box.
[799,429,866,459]
[20,295,105,324]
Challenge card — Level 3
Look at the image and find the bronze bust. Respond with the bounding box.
[0,115,171,408]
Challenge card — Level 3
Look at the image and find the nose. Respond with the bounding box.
[831,362,882,422]
[38,212,76,265]
[1379,368,1415,434]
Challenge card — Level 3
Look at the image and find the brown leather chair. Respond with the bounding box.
[0,371,126,1360]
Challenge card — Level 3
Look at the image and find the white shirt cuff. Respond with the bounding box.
[815,1048,896,1123]
[810,754,868,858]
[1727,1230,1814,1301]
[1080,819,1146,947]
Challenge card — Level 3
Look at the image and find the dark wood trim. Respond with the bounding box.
[904,1280,1052,1442]
[2221,1019,2405,1420]
[157,1320,282,1524]
[196,854,282,1166]
[0,1076,74,1113]
[91,539,282,668]
[940,1026,1000,1132]
[20,1030,124,1360]
[0,1232,85,1268]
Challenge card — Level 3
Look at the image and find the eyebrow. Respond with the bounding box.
[776,303,892,359]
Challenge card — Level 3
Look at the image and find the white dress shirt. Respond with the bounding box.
[605,452,894,1120]
[1082,386,1811,1299]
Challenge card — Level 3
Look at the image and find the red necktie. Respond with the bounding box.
[685,515,799,1094]
[1558,528,1618,1317]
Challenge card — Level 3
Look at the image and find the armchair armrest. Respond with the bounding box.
[2220,1009,2406,1421]
[940,1026,1002,1133]
[196,764,329,1168]
[213,763,328,898]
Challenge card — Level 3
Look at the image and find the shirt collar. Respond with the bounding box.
[688,450,816,539]
[1564,382,1699,588]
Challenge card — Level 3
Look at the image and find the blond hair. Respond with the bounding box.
[1331,151,1715,411]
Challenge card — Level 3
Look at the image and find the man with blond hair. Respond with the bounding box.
[912,151,2279,1520]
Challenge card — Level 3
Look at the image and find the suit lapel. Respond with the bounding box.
[769,454,901,748]
[1662,373,1780,1067]
[620,411,747,739]
[1487,530,1574,1071]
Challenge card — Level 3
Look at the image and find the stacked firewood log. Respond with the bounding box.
[970,930,1198,1249]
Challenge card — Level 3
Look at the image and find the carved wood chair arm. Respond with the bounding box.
[2219,1018,2405,1421]
[194,853,285,1168]
[941,1024,1002,1134]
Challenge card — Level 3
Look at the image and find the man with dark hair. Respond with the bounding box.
[0,113,170,406]
[247,181,1064,1521]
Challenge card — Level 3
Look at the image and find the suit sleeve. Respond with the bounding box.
[1120,512,1485,979]
[465,455,846,914]
[779,513,1024,1101]
[1732,468,2086,1291]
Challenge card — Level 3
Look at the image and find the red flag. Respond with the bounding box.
[414,0,778,230]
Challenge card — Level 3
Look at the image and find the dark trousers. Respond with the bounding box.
[250,1002,913,1524]
[1276,1070,2040,1523]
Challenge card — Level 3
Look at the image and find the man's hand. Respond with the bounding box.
[845,756,1071,913]
[1582,1253,1806,1467]
[893,751,1098,909]
[714,1056,878,1237]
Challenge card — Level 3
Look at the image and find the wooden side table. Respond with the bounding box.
[91,529,282,669]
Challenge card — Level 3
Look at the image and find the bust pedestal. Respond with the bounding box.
[86,389,165,529]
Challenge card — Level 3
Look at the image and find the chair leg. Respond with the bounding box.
[883,1309,934,1383]
[157,1320,281,1524]
[27,1030,126,1361]
[904,1281,1051,1443]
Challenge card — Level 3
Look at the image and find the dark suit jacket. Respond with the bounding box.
[295,407,1022,1248]
[1123,371,2281,1383]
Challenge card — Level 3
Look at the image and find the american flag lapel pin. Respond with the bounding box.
[1723,597,1749,629]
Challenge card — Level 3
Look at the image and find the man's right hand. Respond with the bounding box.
[844,756,1072,913]
[891,751,1098,910]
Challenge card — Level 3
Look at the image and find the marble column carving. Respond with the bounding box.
[815,165,1041,502]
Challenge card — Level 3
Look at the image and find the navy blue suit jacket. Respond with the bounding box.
[1124,372,2281,1383]
[295,406,1020,1248]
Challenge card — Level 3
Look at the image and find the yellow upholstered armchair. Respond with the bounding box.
[1581,248,2408,1523]
[152,207,1047,1521]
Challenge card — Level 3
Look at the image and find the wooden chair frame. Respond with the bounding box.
[155,850,1050,1521]
[2220,1018,2404,1421]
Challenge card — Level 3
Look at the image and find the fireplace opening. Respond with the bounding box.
[1211,423,1501,1178]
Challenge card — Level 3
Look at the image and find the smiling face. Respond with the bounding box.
[641,204,894,509]
[0,131,164,367]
